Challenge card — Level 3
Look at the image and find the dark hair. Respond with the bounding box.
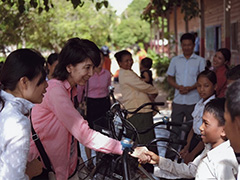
[53,38,101,81]
[101,45,110,56]
[226,64,240,80]
[47,53,59,65]
[217,48,231,63]
[0,49,46,110]
[204,98,226,126]
[141,57,152,69]
[180,33,195,44]
[197,69,217,86]
[225,79,240,121]
[114,50,132,64]
[205,60,212,70]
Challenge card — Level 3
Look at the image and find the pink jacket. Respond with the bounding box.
[28,79,122,180]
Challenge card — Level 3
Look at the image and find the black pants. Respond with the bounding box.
[165,103,195,160]
[86,96,110,130]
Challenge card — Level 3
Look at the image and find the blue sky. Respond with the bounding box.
[108,0,133,15]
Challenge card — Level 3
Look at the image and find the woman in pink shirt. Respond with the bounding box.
[28,38,123,180]
[77,52,111,169]
[212,48,231,98]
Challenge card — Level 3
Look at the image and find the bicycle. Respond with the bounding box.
[79,85,190,180]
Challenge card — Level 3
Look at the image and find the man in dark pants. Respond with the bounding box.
[166,33,205,160]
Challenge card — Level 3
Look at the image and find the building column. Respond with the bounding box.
[224,0,231,49]
[200,0,205,58]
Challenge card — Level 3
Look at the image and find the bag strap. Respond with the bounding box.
[30,110,55,173]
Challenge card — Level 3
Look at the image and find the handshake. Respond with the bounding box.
[131,146,160,165]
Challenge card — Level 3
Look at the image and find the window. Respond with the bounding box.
[206,25,221,51]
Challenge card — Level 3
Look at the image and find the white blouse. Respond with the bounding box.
[0,90,33,180]
[192,95,215,135]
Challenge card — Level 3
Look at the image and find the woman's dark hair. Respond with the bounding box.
[47,53,59,65]
[197,69,217,86]
[204,98,226,126]
[217,48,231,63]
[114,50,132,64]
[0,48,46,110]
[53,38,101,81]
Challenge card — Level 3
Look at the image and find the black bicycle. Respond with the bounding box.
[78,86,189,180]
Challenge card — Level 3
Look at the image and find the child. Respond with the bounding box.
[180,70,216,164]
[140,57,153,85]
[139,98,238,179]
[140,57,158,113]
[224,79,240,179]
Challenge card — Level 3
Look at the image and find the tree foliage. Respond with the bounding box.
[0,0,109,13]
[0,0,117,53]
[142,0,200,23]
[112,0,150,49]
[0,0,151,55]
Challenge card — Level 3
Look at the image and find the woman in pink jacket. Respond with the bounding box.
[28,38,124,179]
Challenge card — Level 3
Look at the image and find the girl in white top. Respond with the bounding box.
[139,98,238,180]
[180,70,217,164]
[0,49,48,179]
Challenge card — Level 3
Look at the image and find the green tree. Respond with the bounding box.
[112,0,150,49]
[0,0,109,13]
[0,0,117,53]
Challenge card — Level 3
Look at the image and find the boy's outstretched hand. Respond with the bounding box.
[130,146,150,163]
[140,151,160,165]
[130,147,160,165]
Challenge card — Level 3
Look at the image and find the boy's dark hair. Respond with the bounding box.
[141,57,152,70]
[197,69,217,85]
[114,50,132,64]
[226,79,240,121]
[47,53,59,65]
[226,65,240,80]
[180,33,195,44]
[204,98,226,126]
[53,38,101,81]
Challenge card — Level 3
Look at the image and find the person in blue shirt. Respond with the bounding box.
[166,33,205,160]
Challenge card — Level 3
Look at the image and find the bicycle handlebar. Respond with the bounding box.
[148,137,187,147]
[125,102,165,115]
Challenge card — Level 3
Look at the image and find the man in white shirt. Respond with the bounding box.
[166,33,205,160]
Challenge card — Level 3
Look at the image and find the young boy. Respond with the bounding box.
[138,98,238,179]
[224,79,240,179]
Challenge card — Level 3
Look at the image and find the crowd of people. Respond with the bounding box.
[0,32,240,180]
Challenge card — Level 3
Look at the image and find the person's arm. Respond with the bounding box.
[184,141,204,164]
[180,128,194,159]
[142,151,197,179]
[167,75,180,90]
[168,75,197,94]
[3,116,30,180]
[125,70,158,95]
[215,160,238,179]
[48,84,123,155]
[141,71,151,84]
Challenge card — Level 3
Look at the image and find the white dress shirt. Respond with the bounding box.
[154,140,238,179]
[0,90,33,180]
[167,53,205,105]
[192,95,215,135]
